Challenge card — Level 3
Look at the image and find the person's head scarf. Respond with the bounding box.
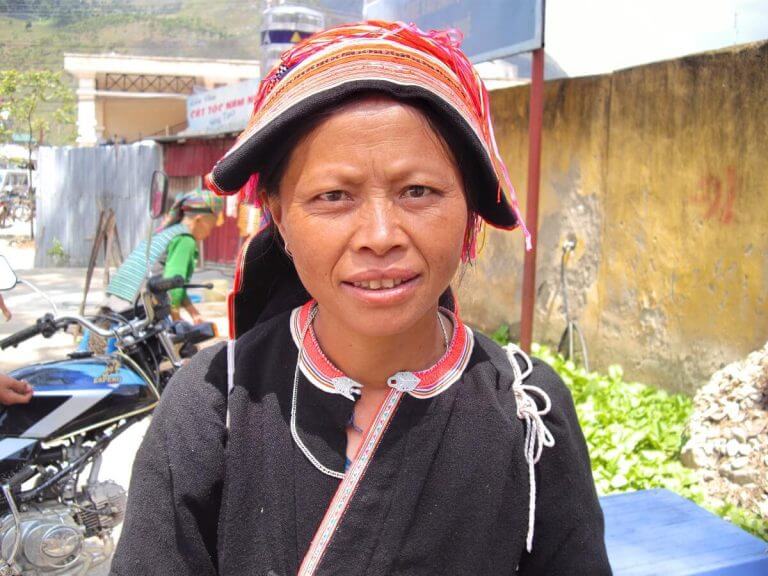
[162,187,224,229]
[204,20,529,337]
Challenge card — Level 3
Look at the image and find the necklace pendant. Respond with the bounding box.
[387,371,421,393]
[331,376,363,401]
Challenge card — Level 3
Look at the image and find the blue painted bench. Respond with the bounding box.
[601,489,768,575]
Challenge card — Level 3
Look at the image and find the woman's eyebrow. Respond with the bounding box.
[296,163,368,185]
[384,166,458,186]
[298,170,455,192]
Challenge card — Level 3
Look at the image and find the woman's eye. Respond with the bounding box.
[318,191,347,202]
[403,185,432,199]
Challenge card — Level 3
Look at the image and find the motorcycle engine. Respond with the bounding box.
[0,481,127,575]
[75,480,127,536]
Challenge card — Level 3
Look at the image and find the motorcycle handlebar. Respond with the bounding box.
[147,275,185,294]
[146,276,213,293]
[0,323,41,349]
[0,274,212,350]
[185,282,214,290]
[0,313,144,350]
[54,315,124,338]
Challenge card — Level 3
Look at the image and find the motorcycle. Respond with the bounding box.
[0,172,218,575]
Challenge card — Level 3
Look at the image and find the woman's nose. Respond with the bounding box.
[350,198,405,256]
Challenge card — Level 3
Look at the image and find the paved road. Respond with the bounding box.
[0,223,232,574]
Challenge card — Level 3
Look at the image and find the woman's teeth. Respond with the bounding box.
[353,278,404,290]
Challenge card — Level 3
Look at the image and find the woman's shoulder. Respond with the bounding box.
[155,341,229,424]
[471,333,609,570]
[168,340,228,384]
[234,306,294,356]
[467,330,580,437]
[471,331,571,400]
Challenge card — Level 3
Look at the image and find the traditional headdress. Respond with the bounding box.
[162,187,224,229]
[207,20,529,338]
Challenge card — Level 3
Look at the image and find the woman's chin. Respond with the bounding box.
[324,295,435,339]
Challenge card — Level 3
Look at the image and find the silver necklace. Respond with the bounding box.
[437,310,449,349]
[290,306,450,479]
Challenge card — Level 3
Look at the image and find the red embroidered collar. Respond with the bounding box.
[289,300,474,400]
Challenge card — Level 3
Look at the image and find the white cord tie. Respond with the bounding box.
[504,344,556,553]
[226,338,236,430]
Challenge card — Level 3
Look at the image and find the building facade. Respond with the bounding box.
[64,53,260,146]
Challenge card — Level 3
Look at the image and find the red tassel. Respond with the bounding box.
[461,213,483,263]
[244,173,261,206]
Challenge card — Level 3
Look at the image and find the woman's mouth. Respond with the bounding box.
[341,273,421,304]
[351,278,406,290]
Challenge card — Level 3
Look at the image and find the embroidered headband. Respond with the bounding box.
[205,20,530,248]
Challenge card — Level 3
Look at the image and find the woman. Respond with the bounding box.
[104,188,222,322]
[111,22,610,576]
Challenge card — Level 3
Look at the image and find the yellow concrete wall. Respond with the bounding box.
[458,41,768,393]
[102,97,187,142]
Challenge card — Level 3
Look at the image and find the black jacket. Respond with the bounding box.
[110,308,611,576]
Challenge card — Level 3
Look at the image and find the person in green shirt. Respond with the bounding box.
[162,216,214,323]
[103,187,223,321]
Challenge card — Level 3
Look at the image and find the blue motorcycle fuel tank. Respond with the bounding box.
[1,356,158,446]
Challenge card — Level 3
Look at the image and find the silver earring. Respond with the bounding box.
[284,242,293,259]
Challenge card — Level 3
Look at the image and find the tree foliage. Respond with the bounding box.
[0,70,75,148]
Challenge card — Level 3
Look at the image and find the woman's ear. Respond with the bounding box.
[266,194,286,240]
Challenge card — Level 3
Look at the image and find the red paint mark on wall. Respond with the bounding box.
[693,166,737,224]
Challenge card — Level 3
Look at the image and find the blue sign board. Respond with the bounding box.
[261,30,315,45]
[364,0,543,62]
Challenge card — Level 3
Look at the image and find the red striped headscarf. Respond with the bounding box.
[206,20,529,251]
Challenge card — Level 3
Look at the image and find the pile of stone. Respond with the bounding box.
[681,341,768,520]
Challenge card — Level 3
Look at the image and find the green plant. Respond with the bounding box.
[490,328,767,541]
[705,499,768,542]
[46,238,69,265]
[490,324,510,346]
[531,343,698,496]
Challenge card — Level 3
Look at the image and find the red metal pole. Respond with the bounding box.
[520,47,545,352]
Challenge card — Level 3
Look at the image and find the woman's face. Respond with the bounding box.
[270,97,468,338]
[189,213,218,241]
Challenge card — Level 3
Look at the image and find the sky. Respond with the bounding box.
[545,0,768,76]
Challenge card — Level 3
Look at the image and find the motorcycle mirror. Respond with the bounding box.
[0,255,18,291]
[149,170,169,219]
